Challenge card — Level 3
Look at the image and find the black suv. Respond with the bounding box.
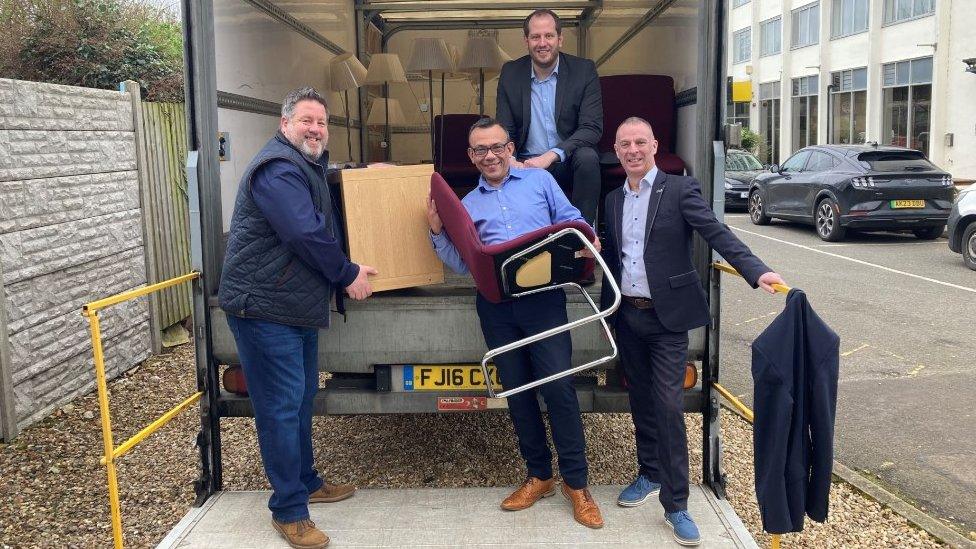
[748,144,955,241]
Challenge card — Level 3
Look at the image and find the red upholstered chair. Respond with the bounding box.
[433,114,483,193]
[598,75,687,189]
[429,172,621,398]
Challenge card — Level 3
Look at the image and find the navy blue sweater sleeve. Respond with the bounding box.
[251,160,360,288]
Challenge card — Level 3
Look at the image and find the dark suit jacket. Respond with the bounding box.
[752,289,839,534]
[599,170,770,333]
[495,52,603,158]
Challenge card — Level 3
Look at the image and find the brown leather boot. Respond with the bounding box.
[561,483,604,529]
[272,518,330,549]
[500,477,556,511]
[309,482,356,503]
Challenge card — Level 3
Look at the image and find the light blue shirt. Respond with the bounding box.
[620,166,659,298]
[431,166,586,274]
[522,59,565,162]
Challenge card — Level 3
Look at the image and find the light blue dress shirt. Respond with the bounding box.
[522,59,565,162]
[431,166,586,274]
[620,166,659,298]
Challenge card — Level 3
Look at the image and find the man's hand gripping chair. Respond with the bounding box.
[429,172,622,398]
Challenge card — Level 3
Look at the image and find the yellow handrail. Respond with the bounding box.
[712,262,791,294]
[712,262,784,547]
[82,271,201,549]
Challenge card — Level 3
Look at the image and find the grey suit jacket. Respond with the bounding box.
[495,52,603,158]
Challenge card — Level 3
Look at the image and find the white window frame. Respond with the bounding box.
[791,2,820,50]
[881,57,933,153]
[883,0,935,26]
[760,16,782,57]
[733,27,752,64]
[829,67,868,144]
[831,0,869,38]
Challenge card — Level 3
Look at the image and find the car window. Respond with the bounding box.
[781,151,811,173]
[857,151,939,172]
[804,152,837,172]
[728,152,763,171]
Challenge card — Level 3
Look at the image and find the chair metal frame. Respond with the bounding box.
[479,227,622,399]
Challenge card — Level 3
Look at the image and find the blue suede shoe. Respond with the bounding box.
[665,510,701,546]
[616,475,661,507]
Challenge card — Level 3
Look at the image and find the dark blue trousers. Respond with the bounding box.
[226,314,324,523]
[476,290,588,489]
[617,301,690,513]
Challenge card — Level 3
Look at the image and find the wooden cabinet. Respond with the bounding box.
[337,164,444,291]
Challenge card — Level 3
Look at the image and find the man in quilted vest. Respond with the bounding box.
[219,87,376,549]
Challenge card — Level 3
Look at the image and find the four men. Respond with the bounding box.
[224,10,784,546]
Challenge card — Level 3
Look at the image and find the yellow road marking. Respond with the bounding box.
[841,343,870,357]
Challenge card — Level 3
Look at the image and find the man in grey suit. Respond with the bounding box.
[495,8,603,225]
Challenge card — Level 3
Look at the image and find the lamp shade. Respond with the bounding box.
[330,53,368,91]
[367,98,407,125]
[407,37,454,73]
[483,45,512,81]
[364,53,407,85]
[328,91,346,116]
[459,36,505,71]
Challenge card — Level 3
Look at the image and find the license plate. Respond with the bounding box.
[403,365,502,391]
[891,199,925,209]
[740,192,748,198]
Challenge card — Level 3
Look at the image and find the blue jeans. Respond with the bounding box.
[226,314,324,522]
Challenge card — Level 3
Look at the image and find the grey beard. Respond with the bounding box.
[299,141,324,162]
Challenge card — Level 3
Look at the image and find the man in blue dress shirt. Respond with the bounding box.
[495,9,603,225]
[426,117,604,529]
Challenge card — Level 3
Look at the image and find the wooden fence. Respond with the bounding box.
[138,101,192,332]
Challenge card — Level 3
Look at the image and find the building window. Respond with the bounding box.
[882,57,933,155]
[727,101,751,129]
[831,0,869,38]
[791,75,819,151]
[733,27,751,64]
[733,0,750,7]
[830,68,867,144]
[883,0,935,25]
[760,17,782,57]
[791,2,820,49]
[759,81,781,164]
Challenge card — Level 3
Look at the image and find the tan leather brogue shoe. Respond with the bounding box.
[309,482,356,503]
[272,518,330,549]
[500,476,556,511]
[561,483,604,529]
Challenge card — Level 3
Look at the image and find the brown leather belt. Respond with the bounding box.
[622,295,654,309]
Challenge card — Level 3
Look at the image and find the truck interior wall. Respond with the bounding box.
[214,0,360,229]
[382,0,703,173]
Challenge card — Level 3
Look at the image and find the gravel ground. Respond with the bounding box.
[0,343,945,548]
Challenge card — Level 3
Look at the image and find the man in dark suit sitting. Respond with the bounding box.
[495,8,603,225]
[599,117,786,546]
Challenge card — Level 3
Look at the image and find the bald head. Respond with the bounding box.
[614,117,659,186]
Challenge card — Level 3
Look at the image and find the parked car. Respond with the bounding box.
[725,148,765,210]
[947,182,976,270]
[748,144,955,242]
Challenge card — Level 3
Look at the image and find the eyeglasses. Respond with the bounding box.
[469,142,511,158]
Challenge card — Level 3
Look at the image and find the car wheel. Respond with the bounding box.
[912,226,944,240]
[815,198,846,242]
[749,191,771,225]
[963,222,976,271]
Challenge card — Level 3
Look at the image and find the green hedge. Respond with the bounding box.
[0,0,183,101]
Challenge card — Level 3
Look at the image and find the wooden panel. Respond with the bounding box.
[339,164,444,292]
